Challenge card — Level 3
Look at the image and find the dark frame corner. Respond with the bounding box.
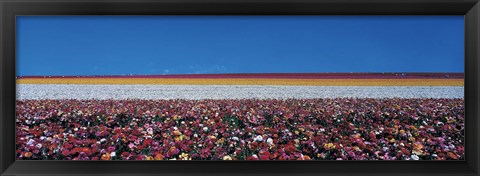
[1,0,479,176]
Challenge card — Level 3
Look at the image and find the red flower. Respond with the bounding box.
[121,152,130,158]
[62,149,71,156]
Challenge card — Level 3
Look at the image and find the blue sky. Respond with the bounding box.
[16,16,464,76]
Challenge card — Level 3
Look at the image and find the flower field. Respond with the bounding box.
[16,98,464,160]
[15,73,465,160]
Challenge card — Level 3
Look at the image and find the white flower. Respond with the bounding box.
[267,138,274,145]
[27,139,35,145]
[181,121,185,125]
[74,128,78,132]
[199,124,204,127]
[232,137,239,141]
[173,127,178,130]
[110,152,116,157]
[382,147,389,152]
[411,154,419,160]
[147,128,154,135]
[100,138,107,143]
[203,127,208,132]
[193,134,198,138]
[254,135,263,142]
[319,128,325,132]
[35,143,42,149]
[223,155,232,160]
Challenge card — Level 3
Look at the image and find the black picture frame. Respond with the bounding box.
[1,0,479,176]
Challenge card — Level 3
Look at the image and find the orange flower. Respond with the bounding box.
[447,152,458,160]
[146,156,154,160]
[173,130,182,136]
[101,153,111,160]
[216,138,225,144]
[24,152,32,158]
[154,153,164,160]
[413,143,424,151]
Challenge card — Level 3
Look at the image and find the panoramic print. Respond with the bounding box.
[16,16,464,160]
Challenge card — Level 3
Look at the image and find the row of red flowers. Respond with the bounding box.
[16,98,464,160]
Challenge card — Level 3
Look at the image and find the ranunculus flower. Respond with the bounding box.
[223,155,232,160]
[154,153,164,160]
[24,152,33,158]
[101,153,111,160]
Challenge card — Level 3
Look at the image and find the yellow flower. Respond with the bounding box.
[294,131,300,135]
[323,143,335,150]
[146,156,154,160]
[223,155,232,160]
[173,115,179,120]
[353,133,361,139]
[179,153,191,160]
[408,136,416,142]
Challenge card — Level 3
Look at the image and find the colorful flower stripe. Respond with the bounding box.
[16,72,464,79]
[16,98,464,160]
[16,78,464,86]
